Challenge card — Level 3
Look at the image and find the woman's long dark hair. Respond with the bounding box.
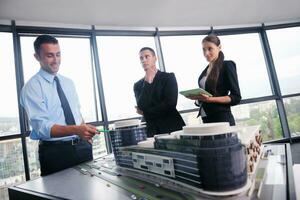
[202,35,224,95]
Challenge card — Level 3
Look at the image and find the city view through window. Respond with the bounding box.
[1,25,300,199]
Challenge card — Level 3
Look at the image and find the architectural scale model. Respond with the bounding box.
[109,120,263,197]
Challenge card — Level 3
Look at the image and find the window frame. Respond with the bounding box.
[0,21,299,186]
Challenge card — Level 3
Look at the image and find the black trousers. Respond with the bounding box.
[38,140,93,176]
[202,111,236,126]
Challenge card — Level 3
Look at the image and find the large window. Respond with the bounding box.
[0,32,20,136]
[1,25,300,200]
[219,33,272,99]
[160,33,273,112]
[96,36,156,120]
[20,36,99,122]
[160,35,206,111]
[267,27,300,95]
[283,96,300,137]
[0,139,25,200]
[0,31,21,200]
[232,100,283,141]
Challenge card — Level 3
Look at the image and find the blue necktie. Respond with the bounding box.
[54,76,76,125]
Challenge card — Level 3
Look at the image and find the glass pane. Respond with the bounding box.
[232,101,283,141]
[267,27,300,95]
[283,96,300,137]
[26,138,40,179]
[0,188,8,200]
[179,101,284,142]
[180,111,203,126]
[161,34,272,112]
[219,33,272,99]
[97,36,156,120]
[93,126,107,158]
[160,35,206,111]
[20,36,99,122]
[0,32,20,136]
[0,139,25,200]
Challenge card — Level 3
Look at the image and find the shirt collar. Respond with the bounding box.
[38,68,57,83]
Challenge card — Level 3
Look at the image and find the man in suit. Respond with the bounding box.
[20,35,99,176]
[134,47,185,137]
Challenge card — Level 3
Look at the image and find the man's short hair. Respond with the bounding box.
[139,47,156,56]
[34,35,58,54]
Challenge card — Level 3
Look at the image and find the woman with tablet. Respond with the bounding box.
[186,35,241,125]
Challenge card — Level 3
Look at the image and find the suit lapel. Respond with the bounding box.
[139,71,161,108]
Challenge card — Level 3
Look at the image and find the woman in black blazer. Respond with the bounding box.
[187,35,241,125]
[134,47,185,137]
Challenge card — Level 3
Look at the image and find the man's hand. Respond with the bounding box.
[77,124,98,141]
[87,139,93,144]
[135,106,144,115]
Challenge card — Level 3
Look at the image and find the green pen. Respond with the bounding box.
[97,128,110,133]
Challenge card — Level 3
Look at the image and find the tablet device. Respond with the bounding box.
[179,88,212,97]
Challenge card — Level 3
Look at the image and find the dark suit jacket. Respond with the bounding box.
[134,71,185,137]
[197,60,241,117]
